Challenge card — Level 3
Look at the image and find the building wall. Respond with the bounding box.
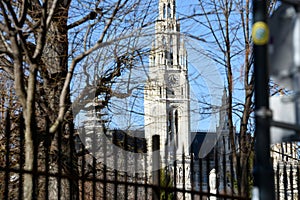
[144,0,190,161]
[271,142,299,200]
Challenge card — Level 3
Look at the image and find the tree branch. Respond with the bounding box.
[49,0,124,133]
[67,11,99,30]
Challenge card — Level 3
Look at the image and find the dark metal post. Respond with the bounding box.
[152,135,160,200]
[252,0,275,199]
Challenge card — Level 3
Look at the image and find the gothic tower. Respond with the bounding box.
[144,0,190,159]
[217,88,229,132]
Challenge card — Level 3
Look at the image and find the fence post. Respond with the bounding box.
[152,135,160,200]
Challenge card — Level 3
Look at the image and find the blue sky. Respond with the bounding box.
[71,0,248,134]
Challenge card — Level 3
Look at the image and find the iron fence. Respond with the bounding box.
[0,116,299,200]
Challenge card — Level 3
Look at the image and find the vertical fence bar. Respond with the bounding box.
[199,158,203,199]
[144,152,148,200]
[246,158,251,199]
[57,126,62,200]
[222,138,227,197]
[297,165,300,199]
[32,121,38,200]
[18,115,24,200]
[164,168,169,198]
[45,118,50,200]
[283,164,288,200]
[152,135,160,200]
[285,143,288,162]
[113,133,118,200]
[190,153,194,200]
[182,151,185,200]
[80,127,86,200]
[206,152,210,195]
[80,149,86,200]
[290,164,293,199]
[280,143,284,160]
[68,118,77,200]
[4,110,10,200]
[124,134,128,200]
[164,141,169,200]
[134,137,138,200]
[276,163,280,200]
[92,154,97,200]
[214,144,219,197]
[102,130,107,200]
[92,128,97,200]
[173,140,177,199]
[230,153,234,198]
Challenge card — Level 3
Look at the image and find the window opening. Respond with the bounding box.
[167,3,171,18]
[163,4,166,18]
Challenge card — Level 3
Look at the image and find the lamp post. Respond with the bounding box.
[252,0,275,199]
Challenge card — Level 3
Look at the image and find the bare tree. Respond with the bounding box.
[0,0,155,199]
[181,0,278,197]
[0,72,24,199]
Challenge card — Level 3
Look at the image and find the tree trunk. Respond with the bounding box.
[37,1,78,199]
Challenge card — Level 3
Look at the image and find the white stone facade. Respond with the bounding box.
[144,0,190,163]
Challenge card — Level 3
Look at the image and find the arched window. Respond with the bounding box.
[162,36,166,46]
[169,36,173,66]
[169,36,173,53]
[173,1,176,17]
[159,87,162,98]
[167,3,171,18]
[160,53,163,64]
[168,110,173,134]
[175,110,178,134]
[163,4,166,18]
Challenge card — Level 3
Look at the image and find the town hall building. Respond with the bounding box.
[143,0,233,198]
[144,0,190,162]
[77,1,234,199]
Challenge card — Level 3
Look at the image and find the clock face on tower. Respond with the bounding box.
[168,74,179,86]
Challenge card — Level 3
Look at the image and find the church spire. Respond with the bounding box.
[222,87,227,105]
[217,87,229,131]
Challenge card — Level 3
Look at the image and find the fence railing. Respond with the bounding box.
[0,117,299,200]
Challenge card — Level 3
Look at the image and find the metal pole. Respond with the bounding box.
[252,0,275,199]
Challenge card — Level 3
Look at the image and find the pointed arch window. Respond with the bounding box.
[167,3,171,18]
[169,36,173,53]
[160,87,162,98]
[167,108,179,147]
[168,110,173,134]
[170,38,173,63]
[163,4,166,19]
[162,36,166,46]
[173,1,176,17]
[175,109,179,135]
